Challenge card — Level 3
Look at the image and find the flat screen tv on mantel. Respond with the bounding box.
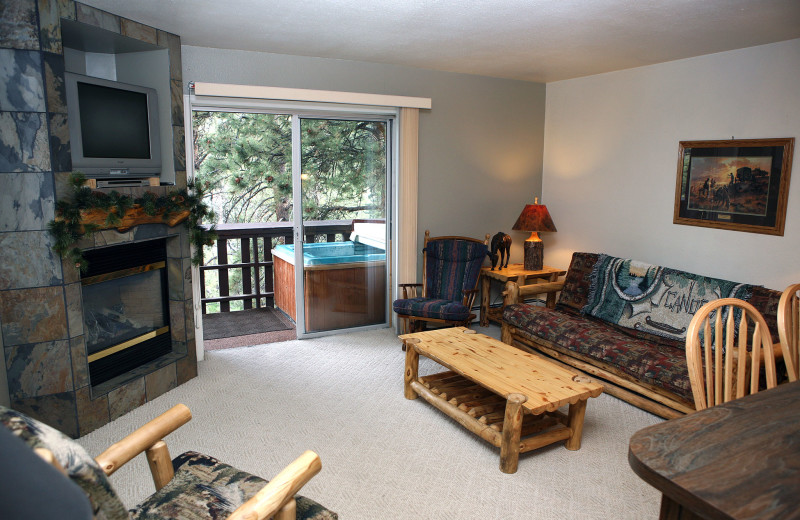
[65,72,162,179]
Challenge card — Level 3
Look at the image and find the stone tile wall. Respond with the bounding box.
[0,0,196,437]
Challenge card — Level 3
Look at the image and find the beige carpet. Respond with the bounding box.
[77,327,663,519]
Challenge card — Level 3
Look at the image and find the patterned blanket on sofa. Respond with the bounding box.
[582,254,753,342]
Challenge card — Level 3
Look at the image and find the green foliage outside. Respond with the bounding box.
[192,111,387,312]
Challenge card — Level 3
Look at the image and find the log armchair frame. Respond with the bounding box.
[37,404,321,520]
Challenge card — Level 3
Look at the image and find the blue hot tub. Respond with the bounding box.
[271,239,386,332]
[271,241,385,266]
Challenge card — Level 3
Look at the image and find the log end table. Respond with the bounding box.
[480,264,566,326]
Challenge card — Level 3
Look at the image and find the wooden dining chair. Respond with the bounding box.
[685,298,778,411]
[778,283,800,382]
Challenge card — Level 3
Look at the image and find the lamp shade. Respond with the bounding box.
[512,204,557,232]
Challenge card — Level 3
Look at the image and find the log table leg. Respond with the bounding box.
[404,338,420,400]
[565,399,588,450]
[499,393,528,473]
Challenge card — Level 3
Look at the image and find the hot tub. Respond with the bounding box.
[272,239,386,332]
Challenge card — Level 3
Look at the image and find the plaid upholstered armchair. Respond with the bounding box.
[393,230,489,334]
[1,404,337,520]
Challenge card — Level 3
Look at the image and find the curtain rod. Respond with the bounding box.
[189,82,431,109]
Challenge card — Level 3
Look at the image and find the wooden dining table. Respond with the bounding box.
[628,381,800,520]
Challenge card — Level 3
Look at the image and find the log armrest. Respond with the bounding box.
[95,404,192,489]
[228,450,322,520]
[462,288,479,309]
[503,280,565,308]
[398,283,423,299]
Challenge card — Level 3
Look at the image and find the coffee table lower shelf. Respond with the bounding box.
[412,371,575,466]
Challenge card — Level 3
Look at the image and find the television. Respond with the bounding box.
[65,72,161,179]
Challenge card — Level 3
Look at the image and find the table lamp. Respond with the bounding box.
[512,197,557,271]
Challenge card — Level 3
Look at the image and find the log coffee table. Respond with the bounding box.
[400,327,603,473]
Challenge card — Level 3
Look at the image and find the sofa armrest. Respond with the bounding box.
[503,280,565,309]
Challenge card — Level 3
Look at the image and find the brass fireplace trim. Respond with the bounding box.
[87,325,170,363]
[82,261,166,286]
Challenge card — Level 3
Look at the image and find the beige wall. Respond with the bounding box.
[182,46,547,276]
[543,39,800,290]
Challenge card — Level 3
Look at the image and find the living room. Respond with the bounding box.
[2,1,799,518]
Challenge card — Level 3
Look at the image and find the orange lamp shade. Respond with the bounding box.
[512,203,556,271]
[512,204,557,235]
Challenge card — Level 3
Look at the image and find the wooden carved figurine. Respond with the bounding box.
[489,232,511,270]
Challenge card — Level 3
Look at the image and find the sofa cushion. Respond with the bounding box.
[503,304,694,403]
[556,252,600,312]
[393,297,471,321]
[748,285,783,344]
[130,451,337,520]
[424,238,488,302]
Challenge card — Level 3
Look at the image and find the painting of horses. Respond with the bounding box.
[686,156,772,216]
[673,138,794,236]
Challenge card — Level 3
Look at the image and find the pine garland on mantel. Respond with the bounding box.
[48,173,217,272]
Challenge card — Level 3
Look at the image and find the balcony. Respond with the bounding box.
[200,220,355,314]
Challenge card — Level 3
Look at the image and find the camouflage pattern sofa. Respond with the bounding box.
[500,252,782,418]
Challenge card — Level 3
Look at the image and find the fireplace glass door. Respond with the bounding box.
[82,239,171,385]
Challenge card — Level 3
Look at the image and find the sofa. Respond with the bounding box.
[500,252,782,418]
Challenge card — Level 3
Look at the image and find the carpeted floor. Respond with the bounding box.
[77,327,663,519]
[202,307,294,340]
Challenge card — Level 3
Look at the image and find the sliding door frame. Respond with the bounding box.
[186,89,422,351]
[292,113,394,338]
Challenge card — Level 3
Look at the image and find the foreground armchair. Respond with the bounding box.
[1,403,336,520]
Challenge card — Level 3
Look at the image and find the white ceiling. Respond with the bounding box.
[81,0,800,83]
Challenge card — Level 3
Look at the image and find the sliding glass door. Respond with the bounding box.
[192,104,392,339]
[294,117,390,336]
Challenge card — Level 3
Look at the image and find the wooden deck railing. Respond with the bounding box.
[200,220,354,313]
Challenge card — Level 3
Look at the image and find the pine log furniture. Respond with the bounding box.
[778,283,800,381]
[479,264,566,326]
[393,231,490,334]
[629,381,800,520]
[400,327,603,473]
[685,298,778,410]
[501,252,785,419]
[1,403,337,520]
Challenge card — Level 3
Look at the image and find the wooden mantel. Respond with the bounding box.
[74,206,190,233]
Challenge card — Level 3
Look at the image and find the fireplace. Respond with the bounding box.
[82,239,172,386]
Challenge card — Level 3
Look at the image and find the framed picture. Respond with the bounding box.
[673,138,794,235]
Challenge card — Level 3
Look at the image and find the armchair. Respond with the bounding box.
[393,230,489,334]
[0,403,336,520]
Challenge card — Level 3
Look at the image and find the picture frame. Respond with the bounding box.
[673,138,794,236]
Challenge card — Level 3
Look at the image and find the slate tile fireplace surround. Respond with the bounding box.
[0,1,196,437]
